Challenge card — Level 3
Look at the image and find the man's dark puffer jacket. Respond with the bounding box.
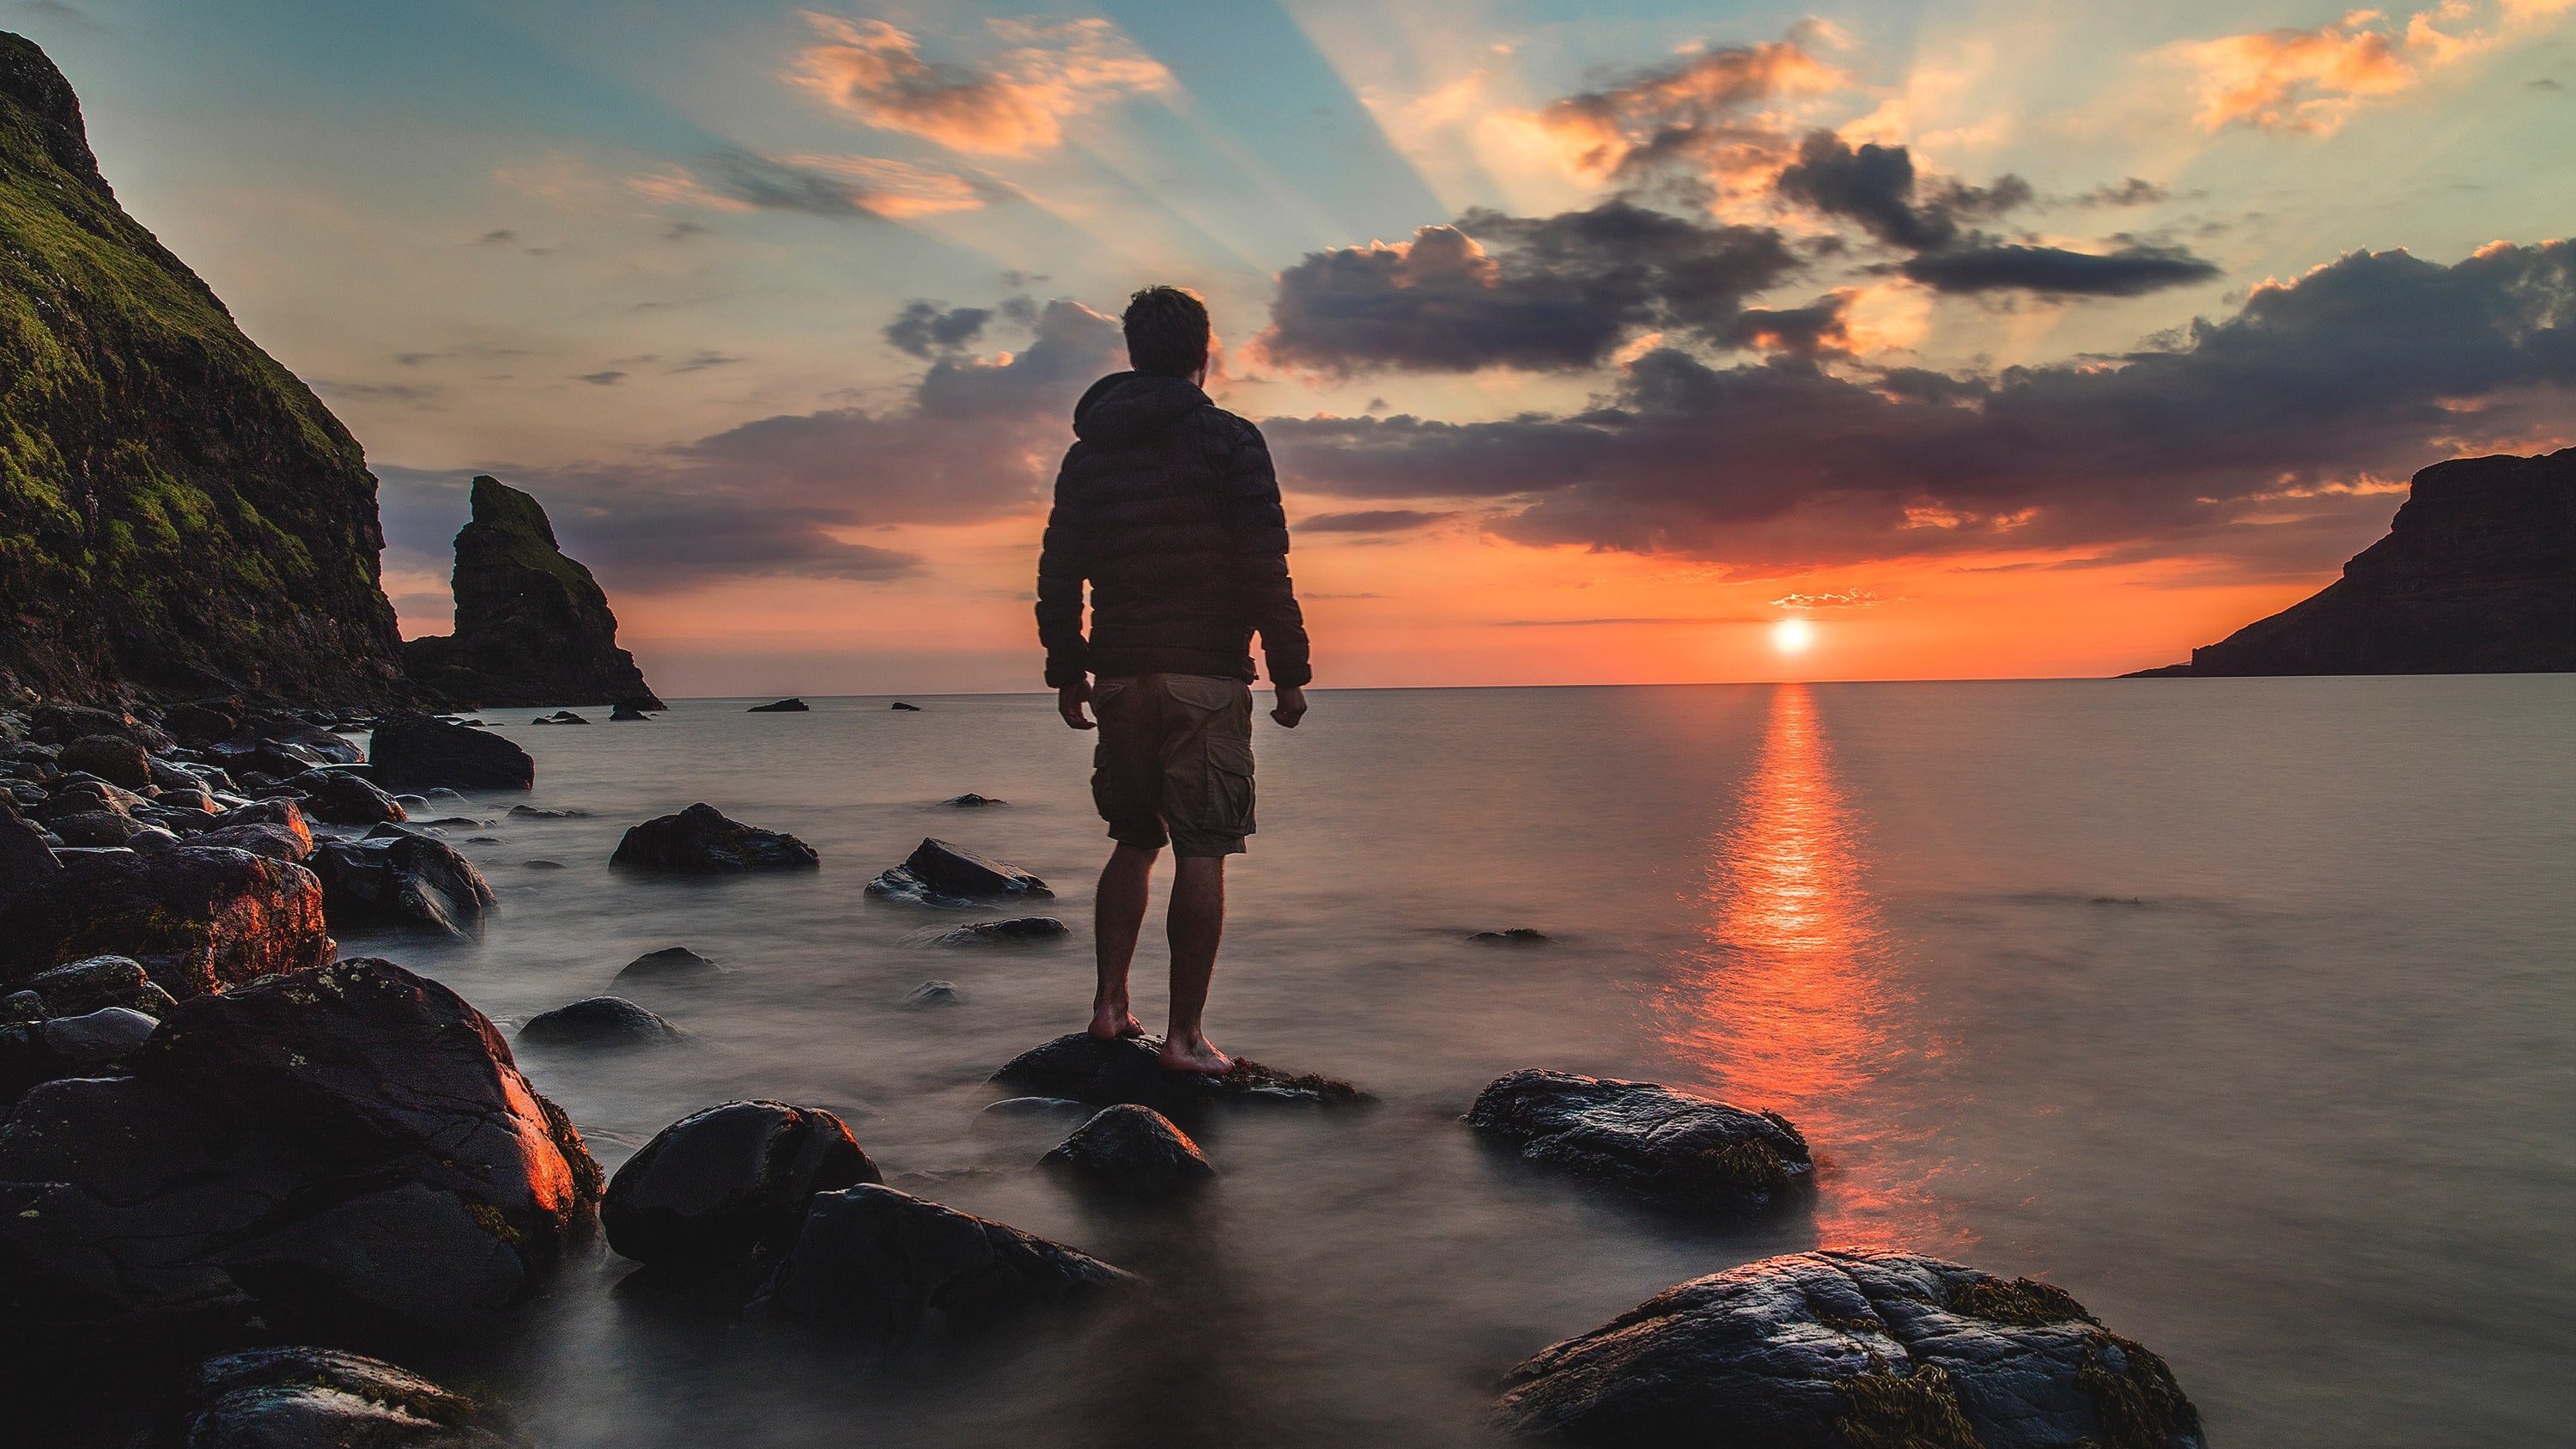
[1036,371,1311,689]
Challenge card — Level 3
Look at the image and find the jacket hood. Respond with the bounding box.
[1072,370,1210,447]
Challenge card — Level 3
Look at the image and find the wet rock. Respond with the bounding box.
[519,995,677,1047]
[191,822,314,864]
[171,1345,522,1448]
[890,702,921,711]
[993,1032,1368,1112]
[0,807,62,906]
[40,1004,157,1064]
[940,792,1003,807]
[30,703,157,747]
[604,1100,878,1267]
[234,713,364,766]
[508,804,585,819]
[611,803,818,874]
[310,831,495,939]
[1042,1105,1215,1191]
[532,710,589,725]
[1471,928,1551,945]
[25,954,178,1017]
[1469,1069,1812,1215]
[284,768,406,825]
[524,859,565,870]
[368,713,536,792]
[161,702,240,746]
[746,697,810,713]
[904,980,963,1007]
[58,734,149,789]
[218,798,313,853]
[615,946,725,985]
[0,958,600,1340]
[0,846,332,1000]
[753,1183,1133,1339]
[936,916,1069,945]
[49,809,149,847]
[609,702,651,721]
[1495,1250,2206,1449]
[866,837,1052,907]
[973,1097,1095,1135]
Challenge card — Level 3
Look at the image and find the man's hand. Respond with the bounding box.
[1271,683,1308,728]
[1058,680,1096,730]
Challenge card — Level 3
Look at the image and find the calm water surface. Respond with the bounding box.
[360,679,2574,1448]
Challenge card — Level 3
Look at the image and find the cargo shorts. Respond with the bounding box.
[1091,673,1255,857]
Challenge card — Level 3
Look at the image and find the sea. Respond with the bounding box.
[355,678,2576,1448]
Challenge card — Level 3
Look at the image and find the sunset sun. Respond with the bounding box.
[1772,618,1815,654]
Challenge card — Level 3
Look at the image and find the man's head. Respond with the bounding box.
[1122,285,1211,379]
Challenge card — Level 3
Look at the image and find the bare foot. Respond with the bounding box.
[1157,1034,1234,1075]
[1088,1007,1145,1041]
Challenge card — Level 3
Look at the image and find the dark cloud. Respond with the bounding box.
[1260,200,1801,373]
[678,146,987,221]
[884,301,993,359]
[671,350,743,372]
[2067,178,2172,208]
[471,228,519,247]
[1298,508,1461,533]
[1532,34,1839,183]
[1774,131,2020,251]
[1265,240,2576,572]
[577,370,627,386]
[1900,241,2221,297]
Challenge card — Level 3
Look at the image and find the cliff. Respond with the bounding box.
[0,33,405,703]
[2139,448,2575,677]
[402,476,663,708]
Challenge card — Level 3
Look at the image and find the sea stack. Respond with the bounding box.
[402,475,665,708]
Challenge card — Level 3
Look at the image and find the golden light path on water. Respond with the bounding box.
[1657,683,1959,1251]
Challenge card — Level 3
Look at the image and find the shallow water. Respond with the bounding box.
[361,679,2573,1448]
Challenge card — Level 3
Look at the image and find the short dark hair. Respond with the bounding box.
[1123,285,1211,377]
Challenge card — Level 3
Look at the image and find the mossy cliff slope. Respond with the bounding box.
[403,475,662,708]
[0,33,404,702]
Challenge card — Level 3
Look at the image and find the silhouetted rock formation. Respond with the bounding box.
[866,837,1052,907]
[1470,1069,1814,1216]
[1041,1105,1216,1192]
[604,1101,878,1268]
[2137,448,2575,676]
[611,803,818,873]
[401,476,664,708]
[368,712,535,791]
[0,35,406,703]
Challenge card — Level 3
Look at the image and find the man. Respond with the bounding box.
[1036,286,1311,1075]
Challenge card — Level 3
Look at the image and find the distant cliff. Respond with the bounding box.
[2138,448,2575,677]
[402,476,663,708]
[0,33,405,703]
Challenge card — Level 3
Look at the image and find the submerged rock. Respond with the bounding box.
[174,1345,521,1448]
[309,830,495,939]
[936,916,1069,946]
[368,713,536,792]
[866,837,1052,907]
[519,995,677,1048]
[747,697,809,713]
[753,1184,1133,1339]
[904,980,963,1007]
[1468,1069,1812,1215]
[1496,1250,2206,1449]
[609,702,652,721]
[611,803,819,874]
[973,1097,1095,1135]
[1471,928,1551,945]
[0,958,600,1340]
[604,1100,878,1268]
[993,1032,1367,1112]
[1042,1105,1215,1192]
[940,792,1004,807]
[0,845,332,1000]
[615,946,726,985]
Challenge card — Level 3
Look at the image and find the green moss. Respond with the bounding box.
[1947,1275,2095,1328]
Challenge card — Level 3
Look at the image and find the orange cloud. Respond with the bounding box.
[1524,33,1845,183]
[788,14,1174,156]
[2172,2,2566,134]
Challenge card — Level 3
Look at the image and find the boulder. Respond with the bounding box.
[904,980,962,1007]
[40,1004,157,1063]
[603,1100,878,1267]
[1472,928,1551,945]
[48,809,149,847]
[0,809,61,906]
[309,831,495,940]
[519,995,677,1048]
[0,846,332,999]
[614,946,725,985]
[368,714,535,792]
[160,702,239,746]
[1469,1070,1812,1215]
[608,703,650,721]
[935,916,1068,946]
[939,792,1003,807]
[232,713,365,766]
[534,710,589,725]
[890,702,921,711]
[1495,1250,2205,1449]
[283,768,406,825]
[30,703,157,747]
[58,734,149,789]
[611,803,818,874]
[25,954,179,1017]
[752,1184,1132,1339]
[0,958,600,1340]
[191,823,313,863]
[216,798,313,854]
[508,805,584,819]
[866,838,1052,907]
[1041,1105,1215,1191]
[993,1032,1367,1112]
[746,697,809,713]
[171,1345,520,1448]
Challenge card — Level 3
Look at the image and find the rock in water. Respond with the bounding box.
[890,702,921,711]
[1496,1250,2206,1449]
[176,1346,521,1448]
[368,713,535,792]
[283,768,406,825]
[1042,1105,1215,1191]
[866,837,1052,907]
[1468,1069,1813,1215]
[604,1100,879,1267]
[309,831,495,939]
[2141,447,2576,675]
[940,792,1003,807]
[519,995,677,1048]
[609,701,652,721]
[753,1184,1133,1339]
[993,1032,1367,1111]
[0,35,408,703]
[611,803,819,873]
[0,958,600,1340]
[935,916,1069,945]
[615,946,726,985]
[0,846,332,1000]
[903,980,962,1007]
[399,475,665,708]
[746,697,810,713]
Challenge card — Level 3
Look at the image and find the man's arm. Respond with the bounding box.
[1219,420,1312,722]
[1035,448,1094,728]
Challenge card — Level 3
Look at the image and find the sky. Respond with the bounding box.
[9,0,2573,693]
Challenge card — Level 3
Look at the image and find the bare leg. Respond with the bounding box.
[1160,855,1231,1073]
[1090,843,1157,1039]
